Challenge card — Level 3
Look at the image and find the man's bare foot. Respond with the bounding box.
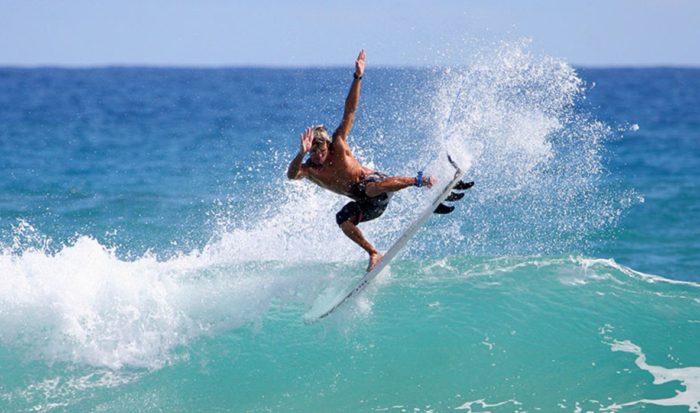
[367,252,383,272]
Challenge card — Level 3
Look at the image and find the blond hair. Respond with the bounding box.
[311,125,331,146]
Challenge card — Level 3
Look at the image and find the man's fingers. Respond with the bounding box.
[357,49,365,63]
[301,128,312,149]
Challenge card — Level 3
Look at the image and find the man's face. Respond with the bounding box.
[310,142,329,165]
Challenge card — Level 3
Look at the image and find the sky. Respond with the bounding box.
[1,0,699,67]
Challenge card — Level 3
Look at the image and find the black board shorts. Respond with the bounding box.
[336,172,393,225]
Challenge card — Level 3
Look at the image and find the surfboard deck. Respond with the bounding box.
[304,156,469,322]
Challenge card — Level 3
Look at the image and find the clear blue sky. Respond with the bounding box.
[1,0,699,67]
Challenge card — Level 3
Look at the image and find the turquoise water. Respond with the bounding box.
[1,43,698,412]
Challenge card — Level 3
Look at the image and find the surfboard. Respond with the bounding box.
[304,156,472,321]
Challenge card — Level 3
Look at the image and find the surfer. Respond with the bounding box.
[287,49,435,272]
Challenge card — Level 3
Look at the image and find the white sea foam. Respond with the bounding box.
[455,398,522,411]
[0,228,329,369]
[605,340,700,412]
[575,256,700,288]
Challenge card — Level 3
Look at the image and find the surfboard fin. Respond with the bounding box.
[434,203,455,214]
[454,180,474,190]
[446,191,465,202]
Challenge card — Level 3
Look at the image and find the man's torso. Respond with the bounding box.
[305,144,374,199]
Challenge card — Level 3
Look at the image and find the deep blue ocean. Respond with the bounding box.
[1,44,698,412]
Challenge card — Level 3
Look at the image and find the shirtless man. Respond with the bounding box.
[287,49,435,271]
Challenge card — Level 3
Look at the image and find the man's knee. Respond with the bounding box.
[338,220,354,232]
[364,182,383,198]
[336,215,358,227]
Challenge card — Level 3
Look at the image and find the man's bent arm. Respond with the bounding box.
[287,151,307,180]
[288,127,312,180]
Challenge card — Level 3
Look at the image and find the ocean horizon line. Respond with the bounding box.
[2,63,700,71]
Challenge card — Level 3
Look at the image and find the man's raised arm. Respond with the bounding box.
[333,49,365,141]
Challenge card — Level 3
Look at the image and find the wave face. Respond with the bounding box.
[1,41,698,412]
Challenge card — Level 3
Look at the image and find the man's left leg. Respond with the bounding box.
[365,175,435,198]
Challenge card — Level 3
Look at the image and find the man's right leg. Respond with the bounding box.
[339,220,383,272]
[336,201,383,272]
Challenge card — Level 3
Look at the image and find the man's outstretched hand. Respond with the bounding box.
[355,49,365,78]
[299,127,312,154]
